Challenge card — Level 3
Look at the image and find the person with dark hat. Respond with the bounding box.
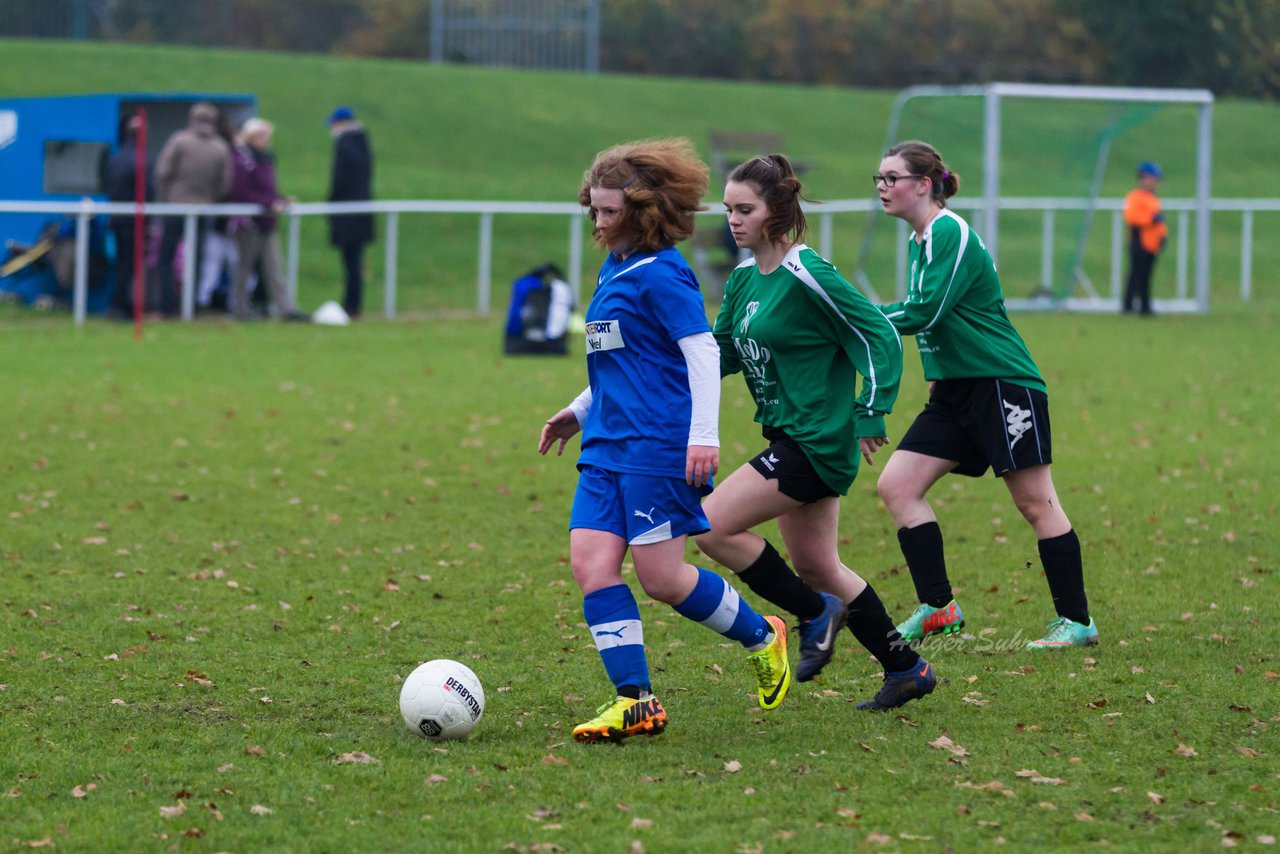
[1122,160,1167,316]
[326,106,375,319]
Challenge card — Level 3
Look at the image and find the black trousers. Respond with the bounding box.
[109,219,138,314]
[339,243,366,318]
[1124,245,1157,314]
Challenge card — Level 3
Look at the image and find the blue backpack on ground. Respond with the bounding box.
[504,263,574,355]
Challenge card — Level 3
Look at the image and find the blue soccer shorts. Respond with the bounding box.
[570,465,710,545]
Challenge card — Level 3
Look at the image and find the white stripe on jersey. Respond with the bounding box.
[780,244,898,413]
[914,209,969,332]
[599,255,658,286]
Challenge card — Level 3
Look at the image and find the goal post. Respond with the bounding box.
[856,82,1215,313]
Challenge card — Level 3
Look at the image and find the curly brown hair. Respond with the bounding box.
[578,138,709,253]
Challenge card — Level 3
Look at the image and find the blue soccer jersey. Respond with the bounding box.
[578,247,710,480]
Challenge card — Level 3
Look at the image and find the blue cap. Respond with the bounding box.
[328,106,355,125]
[1138,160,1162,178]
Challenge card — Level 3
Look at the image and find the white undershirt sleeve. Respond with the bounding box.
[568,386,592,427]
[678,332,720,447]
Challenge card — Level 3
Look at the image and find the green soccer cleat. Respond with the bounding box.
[1026,616,1099,649]
[746,615,792,710]
[572,694,667,744]
[895,599,966,642]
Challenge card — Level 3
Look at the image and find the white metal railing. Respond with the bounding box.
[1,196,1275,326]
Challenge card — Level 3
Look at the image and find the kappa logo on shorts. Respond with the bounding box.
[1003,399,1032,448]
[759,452,780,471]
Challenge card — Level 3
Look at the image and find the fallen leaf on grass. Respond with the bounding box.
[956,780,1015,798]
[1257,835,1275,845]
[1015,769,1066,785]
[71,784,96,797]
[24,839,55,849]
[1175,743,1198,757]
[1075,812,1094,822]
[630,818,652,829]
[929,735,971,757]
[244,745,266,756]
[160,801,187,818]
[865,832,893,844]
[542,754,568,766]
[425,775,447,786]
[336,751,379,765]
[723,760,742,773]
[1147,791,1164,805]
[250,804,273,815]
[1234,746,1262,758]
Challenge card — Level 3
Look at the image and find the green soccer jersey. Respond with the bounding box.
[880,209,1045,392]
[714,245,902,495]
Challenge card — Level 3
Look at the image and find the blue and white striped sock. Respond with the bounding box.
[583,584,650,694]
[672,568,771,650]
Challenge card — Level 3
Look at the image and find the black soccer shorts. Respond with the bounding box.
[897,378,1053,477]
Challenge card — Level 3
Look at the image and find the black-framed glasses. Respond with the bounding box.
[872,173,922,188]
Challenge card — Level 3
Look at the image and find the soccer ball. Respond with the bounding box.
[399,659,485,741]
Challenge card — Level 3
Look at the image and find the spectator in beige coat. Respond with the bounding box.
[154,102,233,316]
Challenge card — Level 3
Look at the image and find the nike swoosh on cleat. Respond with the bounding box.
[918,662,931,678]
[814,622,837,652]
[760,662,789,706]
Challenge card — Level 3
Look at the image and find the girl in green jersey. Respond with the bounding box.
[695,154,937,712]
[875,140,1098,650]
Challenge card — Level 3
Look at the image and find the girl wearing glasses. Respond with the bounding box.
[873,139,1097,650]
[539,139,791,744]
[694,154,938,712]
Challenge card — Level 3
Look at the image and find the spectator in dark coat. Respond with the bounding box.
[327,106,375,319]
[100,113,152,318]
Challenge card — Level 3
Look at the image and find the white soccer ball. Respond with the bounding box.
[399,659,485,741]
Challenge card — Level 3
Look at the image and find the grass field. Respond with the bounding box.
[1,298,1277,851]
[2,39,1279,315]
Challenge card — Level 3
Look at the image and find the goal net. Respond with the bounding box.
[853,83,1213,313]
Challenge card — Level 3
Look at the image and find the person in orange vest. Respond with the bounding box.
[1122,161,1167,315]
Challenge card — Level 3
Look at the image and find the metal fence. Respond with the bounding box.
[430,0,600,72]
[1,196,1274,327]
[1,0,600,69]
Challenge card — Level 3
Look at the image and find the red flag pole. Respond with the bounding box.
[132,107,147,340]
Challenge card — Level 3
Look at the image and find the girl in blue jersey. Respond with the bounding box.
[538,138,790,744]
[696,154,937,712]
[874,140,1097,650]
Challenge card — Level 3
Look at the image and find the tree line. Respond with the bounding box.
[13,0,1278,99]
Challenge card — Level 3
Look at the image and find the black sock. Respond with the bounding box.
[898,522,952,608]
[1038,529,1089,624]
[617,684,643,700]
[737,539,824,621]
[846,584,919,673]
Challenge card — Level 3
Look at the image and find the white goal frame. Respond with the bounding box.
[865,82,1215,313]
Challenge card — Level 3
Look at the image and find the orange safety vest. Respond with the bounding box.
[1123,188,1168,255]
